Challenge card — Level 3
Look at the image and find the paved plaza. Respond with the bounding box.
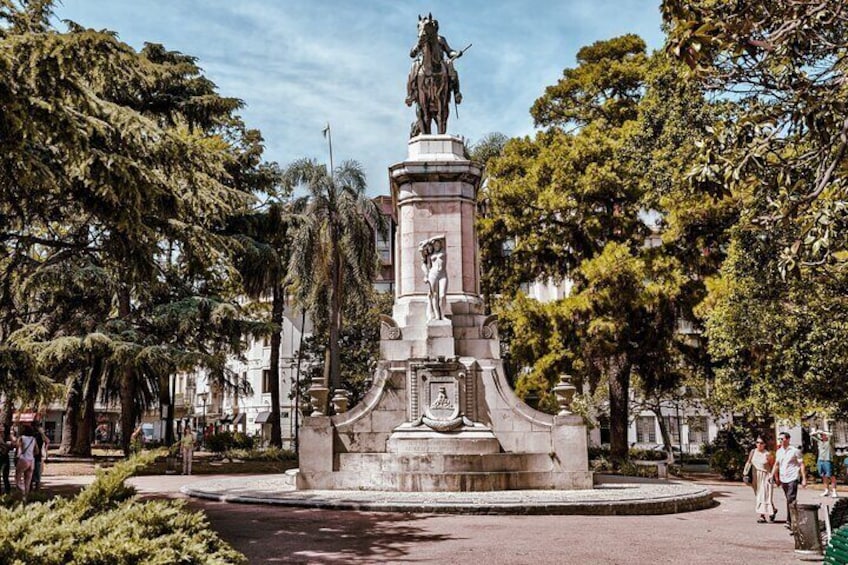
[42,472,835,563]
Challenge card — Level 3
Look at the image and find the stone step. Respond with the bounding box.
[338,452,554,474]
[309,468,562,491]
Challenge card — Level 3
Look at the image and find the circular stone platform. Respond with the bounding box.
[181,475,713,515]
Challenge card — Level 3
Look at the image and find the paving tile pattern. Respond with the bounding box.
[181,474,713,515]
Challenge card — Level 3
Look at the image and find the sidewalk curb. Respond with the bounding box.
[180,482,714,515]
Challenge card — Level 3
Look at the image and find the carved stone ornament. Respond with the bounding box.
[553,374,577,416]
[379,315,402,340]
[481,314,498,339]
[331,390,350,414]
[308,375,329,417]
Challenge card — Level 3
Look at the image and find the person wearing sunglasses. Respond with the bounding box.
[743,436,777,523]
[772,431,807,532]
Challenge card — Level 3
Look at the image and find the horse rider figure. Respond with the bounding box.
[405,15,462,110]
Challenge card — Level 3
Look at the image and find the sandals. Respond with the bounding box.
[769,513,776,522]
[757,516,767,523]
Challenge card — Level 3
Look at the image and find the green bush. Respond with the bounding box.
[703,425,756,480]
[206,431,255,455]
[0,450,245,564]
[629,448,668,461]
[804,453,846,480]
[223,447,296,462]
[617,460,659,479]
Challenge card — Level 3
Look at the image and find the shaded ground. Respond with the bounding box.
[41,452,295,477]
[40,472,833,564]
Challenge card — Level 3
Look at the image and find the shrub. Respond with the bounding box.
[223,447,296,462]
[206,431,255,455]
[617,460,659,479]
[704,425,756,480]
[0,450,245,564]
[629,448,668,461]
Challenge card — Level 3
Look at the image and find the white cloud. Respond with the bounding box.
[53,0,664,194]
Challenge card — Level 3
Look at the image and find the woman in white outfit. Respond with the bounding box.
[744,436,776,523]
[15,425,38,498]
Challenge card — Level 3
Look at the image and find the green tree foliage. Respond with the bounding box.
[662,1,848,420]
[662,0,848,274]
[481,36,720,459]
[297,290,393,408]
[228,197,298,449]
[0,451,245,564]
[285,159,386,393]
[0,2,271,454]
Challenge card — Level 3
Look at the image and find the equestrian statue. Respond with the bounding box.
[405,14,469,137]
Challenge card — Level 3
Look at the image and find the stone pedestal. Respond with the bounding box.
[296,135,592,492]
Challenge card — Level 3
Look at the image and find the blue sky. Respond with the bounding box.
[53,1,665,195]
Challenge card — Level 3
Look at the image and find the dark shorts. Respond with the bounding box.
[819,460,833,478]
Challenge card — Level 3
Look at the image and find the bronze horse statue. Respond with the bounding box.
[407,14,462,136]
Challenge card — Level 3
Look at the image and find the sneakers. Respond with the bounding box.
[832,491,839,498]
[822,490,832,497]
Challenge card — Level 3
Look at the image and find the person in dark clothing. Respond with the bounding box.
[0,424,11,495]
[31,422,48,491]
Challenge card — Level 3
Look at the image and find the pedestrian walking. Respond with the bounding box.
[14,425,39,499]
[31,421,49,491]
[181,426,195,475]
[0,424,11,495]
[811,429,837,497]
[743,436,777,523]
[772,431,807,531]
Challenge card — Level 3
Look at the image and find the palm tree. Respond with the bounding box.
[229,201,294,448]
[285,159,385,394]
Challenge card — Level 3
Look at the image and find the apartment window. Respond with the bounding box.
[687,416,708,445]
[262,336,270,347]
[664,416,681,444]
[262,370,271,394]
[374,281,394,293]
[376,232,391,262]
[636,416,656,443]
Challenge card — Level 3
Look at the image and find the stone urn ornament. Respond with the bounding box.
[331,389,350,414]
[553,374,577,416]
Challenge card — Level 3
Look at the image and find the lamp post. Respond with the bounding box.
[197,392,207,443]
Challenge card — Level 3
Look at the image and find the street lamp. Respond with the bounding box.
[197,392,207,429]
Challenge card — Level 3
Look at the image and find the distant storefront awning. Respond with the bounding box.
[217,415,232,424]
[254,411,271,424]
[232,413,245,426]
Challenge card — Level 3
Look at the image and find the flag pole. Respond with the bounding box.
[323,122,334,174]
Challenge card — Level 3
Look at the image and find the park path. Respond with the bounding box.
[43,473,832,564]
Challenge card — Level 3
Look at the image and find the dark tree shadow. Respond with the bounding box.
[188,500,462,563]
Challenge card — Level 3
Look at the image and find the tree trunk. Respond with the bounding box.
[118,286,137,456]
[59,372,83,455]
[0,393,12,442]
[608,357,632,461]
[159,374,174,447]
[326,252,343,392]
[268,280,284,448]
[73,375,97,457]
[652,405,675,463]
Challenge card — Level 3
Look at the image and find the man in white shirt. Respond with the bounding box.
[772,431,807,531]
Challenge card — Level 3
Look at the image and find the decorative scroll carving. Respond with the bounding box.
[379,315,402,340]
[481,314,498,339]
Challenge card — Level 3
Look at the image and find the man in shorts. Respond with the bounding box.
[811,429,837,497]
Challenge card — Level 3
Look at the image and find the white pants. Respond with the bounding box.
[181,449,193,475]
